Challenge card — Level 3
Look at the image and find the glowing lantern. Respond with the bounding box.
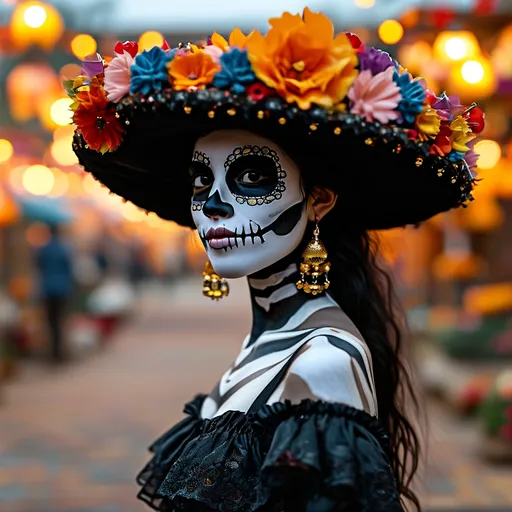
[138,31,164,51]
[10,1,64,51]
[475,140,502,169]
[378,20,404,45]
[449,56,495,101]
[0,139,14,164]
[7,63,60,123]
[70,34,97,60]
[22,165,55,195]
[433,31,481,63]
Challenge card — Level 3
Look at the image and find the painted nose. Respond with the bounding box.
[203,191,234,219]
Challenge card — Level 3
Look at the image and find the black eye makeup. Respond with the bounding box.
[190,151,213,207]
[224,146,287,205]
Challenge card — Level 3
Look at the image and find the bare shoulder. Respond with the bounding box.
[279,330,378,417]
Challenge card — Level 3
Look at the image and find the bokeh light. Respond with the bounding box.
[434,31,481,62]
[354,0,375,8]
[50,98,73,126]
[59,63,81,79]
[48,168,70,197]
[0,139,14,164]
[22,165,55,195]
[51,139,78,166]
[71,34,97,60]
[138,31,164,51]
[53,125,75,142]
[23,4,47,28]
[475,140,502,169]
[462,60,485,83]
[378,20,404,45]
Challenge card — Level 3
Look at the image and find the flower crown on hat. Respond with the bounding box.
[65,7,485,176]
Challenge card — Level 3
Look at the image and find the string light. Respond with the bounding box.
[50,98,73,126]
[474,140,501,169]
[461,60,485,84]
[71,34,97,60]
[138,31,164,51]
[22,165,55,195]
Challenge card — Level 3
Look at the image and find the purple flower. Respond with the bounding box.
[359,48,394,76]
[432,93,465,122]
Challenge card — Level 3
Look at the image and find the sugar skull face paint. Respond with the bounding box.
[190,130,308,278]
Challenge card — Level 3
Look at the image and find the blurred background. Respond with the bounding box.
[0,0,512,510]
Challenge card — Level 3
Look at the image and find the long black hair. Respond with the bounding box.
[319,211,421,511]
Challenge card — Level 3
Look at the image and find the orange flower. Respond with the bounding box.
[246,8,358,109]
[168,51,220,91]
[72,84,123,153]
[210,28,249,51]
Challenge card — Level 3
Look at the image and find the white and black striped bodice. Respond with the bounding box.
[200,263,378,420]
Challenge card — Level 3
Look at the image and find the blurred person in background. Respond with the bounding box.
[35,224,74,363]
[68,7,486,511]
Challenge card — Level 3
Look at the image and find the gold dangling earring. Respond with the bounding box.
[202,261,229,300]
[296,222,331,296]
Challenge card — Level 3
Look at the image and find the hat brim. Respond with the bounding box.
[74,90,474,230]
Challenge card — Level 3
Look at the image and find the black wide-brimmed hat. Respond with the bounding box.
[69,7,485,230]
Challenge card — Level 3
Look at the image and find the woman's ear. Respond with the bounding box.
[307,186,338,222]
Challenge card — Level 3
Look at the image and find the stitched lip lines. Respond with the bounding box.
[201,221,264,251]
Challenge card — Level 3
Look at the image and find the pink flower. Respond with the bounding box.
[348,67,401,124]
[104,51,135,103]
[203,45,223,65]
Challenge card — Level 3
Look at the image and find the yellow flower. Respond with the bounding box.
[168,50,220,91]
[450,116,476,153]
[246,7,358,110]
[211,28,249,51]
[416,104,441,138]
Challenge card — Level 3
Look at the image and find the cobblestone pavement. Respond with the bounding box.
[1,279,511,511]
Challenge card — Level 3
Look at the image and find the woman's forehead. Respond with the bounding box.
[193,130,295,168]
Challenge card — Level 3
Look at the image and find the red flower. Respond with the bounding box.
[430,124,453,156]
[73,84,124,153]
[464,106,485,134]
[246,82,273,102]
[114,40,138,58]
[161,39,170,51]
[345,32,364,52]
[425,89,438,106]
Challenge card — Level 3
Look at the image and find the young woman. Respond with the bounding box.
[69,8,484,511]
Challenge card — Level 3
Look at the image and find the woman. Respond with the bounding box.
[68,8,484,511]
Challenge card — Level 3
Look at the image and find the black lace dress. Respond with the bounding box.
[136,360,403,512]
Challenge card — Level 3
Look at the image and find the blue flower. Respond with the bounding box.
[393,71,426,124]
[213,48,256,94]
[130,47,173,95]
[448,150,466,162]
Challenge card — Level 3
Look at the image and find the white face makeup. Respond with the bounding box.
[190,130,308,278]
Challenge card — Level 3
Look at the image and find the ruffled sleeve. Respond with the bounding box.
[136,394,206,510]
[254,400,403,512]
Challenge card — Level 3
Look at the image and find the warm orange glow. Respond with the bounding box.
[10,1,64,51]
[464,283,512,315]
[398,41,432,75]
[138,31,164,51]
[22,165,55,195]
[50,139,78,166]
[70,34,97,60]
[378,20,404,45]
[475,140,502,169]
[400,10,420,29]
[47,168,69,197]
[0,139,14,164]
[59,63,81,79]
[449,56,495,101]
[0,187,19,227]
[26,223,51,246]
[433,31,481,62]
[53,125,75,141]
[50,97,73,126]
[122,202,148,222]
